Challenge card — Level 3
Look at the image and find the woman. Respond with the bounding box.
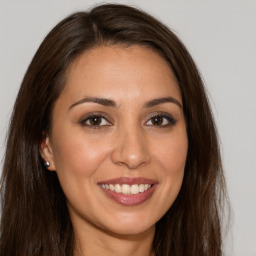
[0,3,228,256]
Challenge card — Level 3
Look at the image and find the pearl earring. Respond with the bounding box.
[44,161,50,168]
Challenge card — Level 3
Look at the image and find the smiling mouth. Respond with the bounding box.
[98,177,157,206]
[100,183,153,195]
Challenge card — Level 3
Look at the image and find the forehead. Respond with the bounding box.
[61,45,181,104]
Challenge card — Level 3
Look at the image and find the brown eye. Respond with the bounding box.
[80,115,111,127]
[151,116,164,125]
[145,114,176,127]
[89,116,103,126]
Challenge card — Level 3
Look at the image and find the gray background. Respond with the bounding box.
[0,1,255,255]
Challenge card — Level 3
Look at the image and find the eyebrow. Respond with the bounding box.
[69,96,182,110]
[69,97,116,110]
[144,97,182,109]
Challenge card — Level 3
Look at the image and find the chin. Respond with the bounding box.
[105,223,155,237]
[98,212,157,237]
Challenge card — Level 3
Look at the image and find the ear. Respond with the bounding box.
[40,134,56,171]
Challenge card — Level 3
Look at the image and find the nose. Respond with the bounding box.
[111,126,151,170]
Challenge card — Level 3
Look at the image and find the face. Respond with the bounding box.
[41,45,188,237]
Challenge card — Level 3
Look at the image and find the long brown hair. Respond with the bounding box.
[0,4,229,256]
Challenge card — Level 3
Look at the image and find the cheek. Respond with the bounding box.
[51,130,110,178]
[152,130,187,198]
[154,130,188,174]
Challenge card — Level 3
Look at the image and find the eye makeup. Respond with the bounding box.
[78,110,177,130]
[79,111,113,129]
[145,112,177,127]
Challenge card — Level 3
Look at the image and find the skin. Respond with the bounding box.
[41,45,188,256]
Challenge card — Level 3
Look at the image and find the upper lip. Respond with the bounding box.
[98,177,157,185]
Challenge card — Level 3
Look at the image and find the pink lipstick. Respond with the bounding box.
[98,177,157,206]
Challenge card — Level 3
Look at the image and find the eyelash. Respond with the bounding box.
[79,113,112,129]
[145,113,177,127]
[79,112,177,129]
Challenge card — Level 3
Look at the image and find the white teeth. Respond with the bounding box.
[139,184,145,193]
[101,183,152,195]
[131,184,139,194]
[115,184,122,193]
[122,184,130,194]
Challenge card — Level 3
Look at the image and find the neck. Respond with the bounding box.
[73,220,155,256]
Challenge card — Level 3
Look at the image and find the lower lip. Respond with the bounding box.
[99,185,157,206]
